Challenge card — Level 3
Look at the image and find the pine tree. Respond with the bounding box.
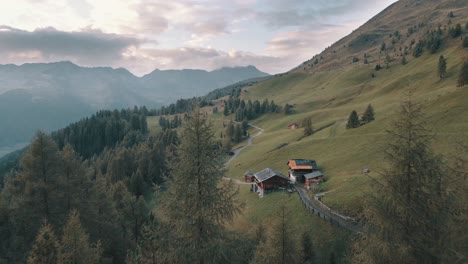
[5,132,66,247]
[161,108,243,263]
[302,117,314,136]
[457,59,468,87]
[401,55,407,65]
[58,210,102,264]
[253,206,300,264]
[226,121,235,141]
[353,95,457,263]
[438,55,447,79]
[233,124,242,143]
[302,233,316,264]
[61,144,89,213]
[346,110,360,129]
[27,223,59,264]
[361,104,375,124]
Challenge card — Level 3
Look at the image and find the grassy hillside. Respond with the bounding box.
[144,0,468,261]
[227,43,468,216]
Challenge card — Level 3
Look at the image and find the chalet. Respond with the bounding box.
[244,171,255,183]
[288,123,299,129]
[287,159,319,183]
[304,171,324,186]
[251,168,290,196]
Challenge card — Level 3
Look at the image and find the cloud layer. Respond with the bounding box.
[0,26,141,65]
[0,0,397,75]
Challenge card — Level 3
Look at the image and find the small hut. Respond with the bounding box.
[304,171,324,186]
[245,171,255,183]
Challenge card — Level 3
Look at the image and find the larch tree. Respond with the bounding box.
[353,95,459,263]
[438,55,447,79]
[253,205,300,264]
[27,223,59,264]
[58,210,102,264]
[301,232,316,264]
[161,107,243,263]
[5,132,65,247]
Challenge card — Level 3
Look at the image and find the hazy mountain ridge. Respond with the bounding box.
[0,62,269,148]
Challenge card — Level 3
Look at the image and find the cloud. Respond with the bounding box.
[0,25,142,65]
[133,1,229,37]
[257,0,395,29]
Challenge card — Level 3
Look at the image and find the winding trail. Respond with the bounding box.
[222,123,363,233]
[222,124,264,185]
[224,124,264,167]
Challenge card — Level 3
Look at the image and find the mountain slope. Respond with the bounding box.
[141,65,269,101]
[294,0,468,73]
[0,62,268,148]
[222,0,468,217]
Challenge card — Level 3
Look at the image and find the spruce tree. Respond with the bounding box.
[438,55,447,79]
[457,59,468,87]
[353,95,457,263]
[346,110,360,129]
[58,210,102,264]
[161,108,242,263]
[27,223,59,264]
[302,232,316,264]
[401,55,407,65]
[302,117,314,136]
[233,124,242,143]
[361,104,375,124]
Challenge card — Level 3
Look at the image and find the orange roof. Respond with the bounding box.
[287,159,317,170]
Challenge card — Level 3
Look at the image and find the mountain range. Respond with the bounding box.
[0,62,268,149]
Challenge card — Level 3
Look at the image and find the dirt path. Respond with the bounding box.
[224,124,264,167]
[223,124,264,185]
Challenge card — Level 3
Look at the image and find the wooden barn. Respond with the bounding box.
[245,171,255,183]
[304,171,324,186]
[287,159,319,183]
[251,168,290,196]
[288,123,299,129]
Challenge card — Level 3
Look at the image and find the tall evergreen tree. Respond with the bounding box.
[27,223,59,264]
[302,232,316,264]
[253,206,300,264]
[302,117,314,136]
[58,210,102,264]
[457,59,468,87]
[4,131,66,251]
[361,104,375,124]
[161,108,243,263]
[353,95,458,263]
[233,124,242,143]
[346,111,360,129]
[438,55,447,79]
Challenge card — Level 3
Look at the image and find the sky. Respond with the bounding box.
[0,0,397,76]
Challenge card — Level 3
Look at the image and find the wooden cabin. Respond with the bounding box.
[304,171,324,186]
[288,123,299,129]
[287,159,319,183]
[245,171,255,183]
[251,168,290,196]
